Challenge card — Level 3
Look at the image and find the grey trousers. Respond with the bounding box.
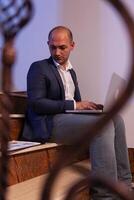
[51,114,132,199]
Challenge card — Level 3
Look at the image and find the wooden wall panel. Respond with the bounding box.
[13,150,49,183]
[8,157,18,186]
[128,148,134,181]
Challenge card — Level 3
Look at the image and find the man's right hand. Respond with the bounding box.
[76,101,100,110]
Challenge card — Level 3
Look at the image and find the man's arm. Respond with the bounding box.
[27,61,74,114]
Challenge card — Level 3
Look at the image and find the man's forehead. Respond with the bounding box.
[49,30,69,40]
[48,36,70,46]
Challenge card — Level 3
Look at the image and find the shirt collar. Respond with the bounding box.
[53,59,73,71]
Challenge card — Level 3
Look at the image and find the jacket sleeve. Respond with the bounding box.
[27,61,74,114]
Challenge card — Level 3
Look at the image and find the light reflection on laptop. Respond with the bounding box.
[66,73,126,114]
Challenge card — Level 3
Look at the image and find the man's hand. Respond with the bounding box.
[76,101,103,110]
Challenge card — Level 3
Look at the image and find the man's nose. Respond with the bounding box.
[55,48,60,55]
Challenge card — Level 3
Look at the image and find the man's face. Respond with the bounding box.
[47,30,75,67]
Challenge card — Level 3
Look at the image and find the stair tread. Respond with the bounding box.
[7,160,90,200]
[9,142,60,155]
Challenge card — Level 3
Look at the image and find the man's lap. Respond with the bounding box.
[51,113,114,145]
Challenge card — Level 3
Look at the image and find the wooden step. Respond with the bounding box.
[0,91,27,140]
[128,148,134,182]
[8,143,89,186]
[7,160,90,200]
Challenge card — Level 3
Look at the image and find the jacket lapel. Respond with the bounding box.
[48,58,65,99]
[69,69,77,87]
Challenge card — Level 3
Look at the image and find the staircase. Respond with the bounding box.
[0,91,133,199]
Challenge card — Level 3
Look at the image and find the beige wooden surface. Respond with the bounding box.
[9,143,59,155]
[7,174,45,200]
[7,160,90,200]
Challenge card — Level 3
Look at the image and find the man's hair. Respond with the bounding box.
[48,26,73,42]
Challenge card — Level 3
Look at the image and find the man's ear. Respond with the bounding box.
[47,41,49,45]
[71,41,75,50]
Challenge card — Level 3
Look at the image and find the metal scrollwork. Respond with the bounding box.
[0,1,33,200]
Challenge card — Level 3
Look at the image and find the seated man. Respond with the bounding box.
[22,26,132,199]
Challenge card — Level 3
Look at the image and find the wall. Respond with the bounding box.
[0,0,134,146]
[99,0,134,147]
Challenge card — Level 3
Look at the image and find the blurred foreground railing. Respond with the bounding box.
[0,1,33,200]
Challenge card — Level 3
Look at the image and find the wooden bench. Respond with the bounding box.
[0,91,27,140]
[0,91,88,186]
[128,148,134,182]
[8,142,89,186]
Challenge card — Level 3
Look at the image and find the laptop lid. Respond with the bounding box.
[103,73,126,112]
[66,73,126,114]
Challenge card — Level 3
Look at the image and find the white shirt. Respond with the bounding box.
[53,59,76,109]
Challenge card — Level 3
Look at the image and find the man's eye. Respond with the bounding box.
[50,46,67,50]
[59,46,66,50]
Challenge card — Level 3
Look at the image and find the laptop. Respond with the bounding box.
[66,73,126,114]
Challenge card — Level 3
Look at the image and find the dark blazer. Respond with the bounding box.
[22,57,81,143]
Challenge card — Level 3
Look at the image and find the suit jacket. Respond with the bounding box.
[22,57,81,143]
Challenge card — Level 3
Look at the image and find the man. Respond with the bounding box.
[22,26,132,199]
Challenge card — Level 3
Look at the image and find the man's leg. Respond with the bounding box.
[51,114,119,199]
[90,115,132,199]
[89,121,119,200]
[51,113,100,144]
[113,115,132,186]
